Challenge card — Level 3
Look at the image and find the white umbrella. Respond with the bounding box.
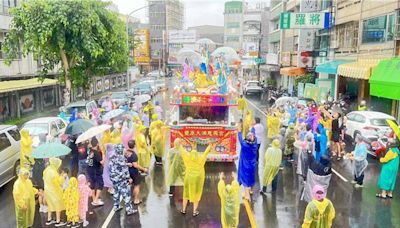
[211,46,240,64]
[177,49,202,66]
[195,38,216,52]
[76,124,111,144]
[102,109,125,121]
[273,96,298,108]
[135,94,151,104]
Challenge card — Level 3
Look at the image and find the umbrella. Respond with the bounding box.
[32,142,71,158]
[386,119,400,140]
[211,47,240,64]
[273,96,298,108]
[195,38,216,52]
[135,94,151,104]
[65,119,95,136]
[177,49,202,66]
[102,109,125,121]
[76,124,112,144]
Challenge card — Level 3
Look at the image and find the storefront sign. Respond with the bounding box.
[280,12,330,29]
[134,29,150,64]
[181,94,228,105]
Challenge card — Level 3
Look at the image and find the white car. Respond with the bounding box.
[142,80,158,94]
[0,125,20,187]
[147,70,165,77]
[345,111,397,142]
[22,117,67,147]
[243,81,263,95]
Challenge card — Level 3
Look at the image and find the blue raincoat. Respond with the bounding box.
[314,124,327,161]
[237,132,258,187]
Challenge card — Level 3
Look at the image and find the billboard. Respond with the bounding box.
[134,29,150,64]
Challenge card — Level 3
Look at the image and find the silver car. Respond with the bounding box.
[0,125,21,187]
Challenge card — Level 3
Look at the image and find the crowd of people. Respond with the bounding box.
[11,89,400,228]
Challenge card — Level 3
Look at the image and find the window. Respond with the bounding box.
[226,36,239,42]
[0,133,11,151]
[7,129,20,141]
[335,21,358,49]
[362,14,395,43]
[354,114,366,123]
[50,122,58,137]
[227,22,240,28]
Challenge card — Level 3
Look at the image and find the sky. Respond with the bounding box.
[111,0,266,28]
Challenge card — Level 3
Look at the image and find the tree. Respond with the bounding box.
[2,0,128,104]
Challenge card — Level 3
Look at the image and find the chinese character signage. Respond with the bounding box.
[134,29,150,64]
[181,94,228,105]
[280,12,331,29]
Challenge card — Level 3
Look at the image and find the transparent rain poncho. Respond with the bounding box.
[150,116,168,158]
[302,198,335,228]
[243,110,253,137]
[218,179,240,228]
[263,139,282,186]
[167,140,185,187]
[136,124,151,168]
[63,177,80,223]
[20,129,34,168]
[43,157,65,212]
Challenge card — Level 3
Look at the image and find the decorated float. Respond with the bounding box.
[168,46,240,162]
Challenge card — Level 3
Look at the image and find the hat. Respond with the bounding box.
[272,139,280,148]
[312,185,326,201]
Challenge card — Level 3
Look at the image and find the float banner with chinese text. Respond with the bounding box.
[280,12,331,29]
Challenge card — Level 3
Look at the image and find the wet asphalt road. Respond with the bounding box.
[1,79,400,228]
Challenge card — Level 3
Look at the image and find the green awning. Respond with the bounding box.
[316,60,352,74]
[369,58,400,100]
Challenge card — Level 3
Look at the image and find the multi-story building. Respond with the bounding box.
[224,1,243,51]
[148,0,184,70]
[167,29,196,67]
[187,25,224,45]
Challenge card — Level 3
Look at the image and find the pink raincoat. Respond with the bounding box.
[77,174,92,221]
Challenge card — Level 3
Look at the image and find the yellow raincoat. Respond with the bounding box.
[43,157,65,212]
[63,177,80,223]
[167,139,186,186]
[218,178,240,228]
[100,129,111,152]
[150,115,168,158]
[302,198,335,228]
[20,129,34,168]
[267,114,280,139]
[178,144,212,202]
[110,128,122,144]
[136,124,151,167]
[263,139,282,186]
[13,168,37,228]
[237,97,247,112]
[243,110,253,137]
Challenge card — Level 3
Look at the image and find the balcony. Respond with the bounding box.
[270,3,283,20]
[243,29,260,36]
[243,13,261,23]
[269,29,280,43]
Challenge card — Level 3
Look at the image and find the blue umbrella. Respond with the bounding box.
[65,119,95,135]
[32,142,71,158]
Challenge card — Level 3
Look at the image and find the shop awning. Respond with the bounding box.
[315,60,352,74]
[369,58,400,100]
[0,78,58,93]
[280,67,306,76]
[337,59,382,80]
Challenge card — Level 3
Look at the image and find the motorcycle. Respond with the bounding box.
[370,136,388,158]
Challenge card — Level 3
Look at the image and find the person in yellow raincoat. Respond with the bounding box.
[44,157,66,226]
[302,184,335,228]
[110,122,122,144]
[20,129,34,169]
[136,124,151,168]
[13,168,38,228]
[167,138,186,196]
[261,139,282,194]
[178,142,215,216]
[243,110,253,137]
[150,114,168,164]
[63,177,80,227]
[218,172,240,228]
[267,112,280,139]
[100,129,111,153]
[237,95,247,116]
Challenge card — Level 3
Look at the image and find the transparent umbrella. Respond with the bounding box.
[177,48,202,66]
[32,143,71,158]
[195,38,216,52]
[211,46,240,64]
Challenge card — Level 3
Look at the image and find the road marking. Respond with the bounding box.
[101,209,115,228]
[244,199,257,228]
[331,168,349,182]
[246,98,350,183]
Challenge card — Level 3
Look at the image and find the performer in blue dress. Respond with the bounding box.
[216,56,230,94]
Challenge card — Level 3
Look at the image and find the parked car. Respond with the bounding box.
[22,117,67,147]
[131,82,154,96]
[142,80,158,94]
[62,100,98,120]
[111,92,131,107]
[345,111,397,143]
[243,81,263,95]
[147,70,165,77]
[0,125,21,187]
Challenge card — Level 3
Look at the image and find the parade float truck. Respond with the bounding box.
[169,91,238,162]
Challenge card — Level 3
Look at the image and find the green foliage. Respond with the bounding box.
[266,79,276,86]
[2,0,128,88]
[295,73,315,87]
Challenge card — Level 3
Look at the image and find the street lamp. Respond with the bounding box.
[125,4,156,91]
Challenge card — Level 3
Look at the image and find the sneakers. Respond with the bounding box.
[83,221,89,227]
[71,223,80,228]
[351,180,357,184]
[91,200,104,206]
[55,221,67,227]
[45,220,56,226]
[126,209,138,216]
[155,161,163,166]
[66,222,72,227]
[168,192,173,197]
[113,206,123,212]
[355,184,364,188]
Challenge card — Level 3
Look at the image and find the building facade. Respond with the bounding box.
[148,0,184,70]
[187,25,224,45]
[167,29,196,67]
[224,1,243,51]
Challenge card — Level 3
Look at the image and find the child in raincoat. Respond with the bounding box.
[261,139,282,194]
[100,129,111,153]
[243,110,253,137]
[63,177,80,228]
[302,185,335,228]
[43,157,66,226]
[178,142,214,216]
[150,114,168,164]
[13,168,38,228]
[218,172,240,228]
[237,95,247,118]
[78,174,92,227]
[267,112,280,139]
[136,124,151,168]
[20,129,34,169]
[167,138,186,196]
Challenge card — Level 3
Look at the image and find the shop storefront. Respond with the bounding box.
[369,58,400,120]
[280,67,306,95]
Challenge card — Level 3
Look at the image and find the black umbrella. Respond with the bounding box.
[65,119,95,136]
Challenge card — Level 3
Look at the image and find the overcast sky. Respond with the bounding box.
[111,0,266,28]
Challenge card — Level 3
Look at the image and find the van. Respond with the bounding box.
[0,125,21,187]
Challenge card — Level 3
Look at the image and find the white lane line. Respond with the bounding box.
[101,209,115,228]
[332,168,349,182]
[246,98,350,183]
